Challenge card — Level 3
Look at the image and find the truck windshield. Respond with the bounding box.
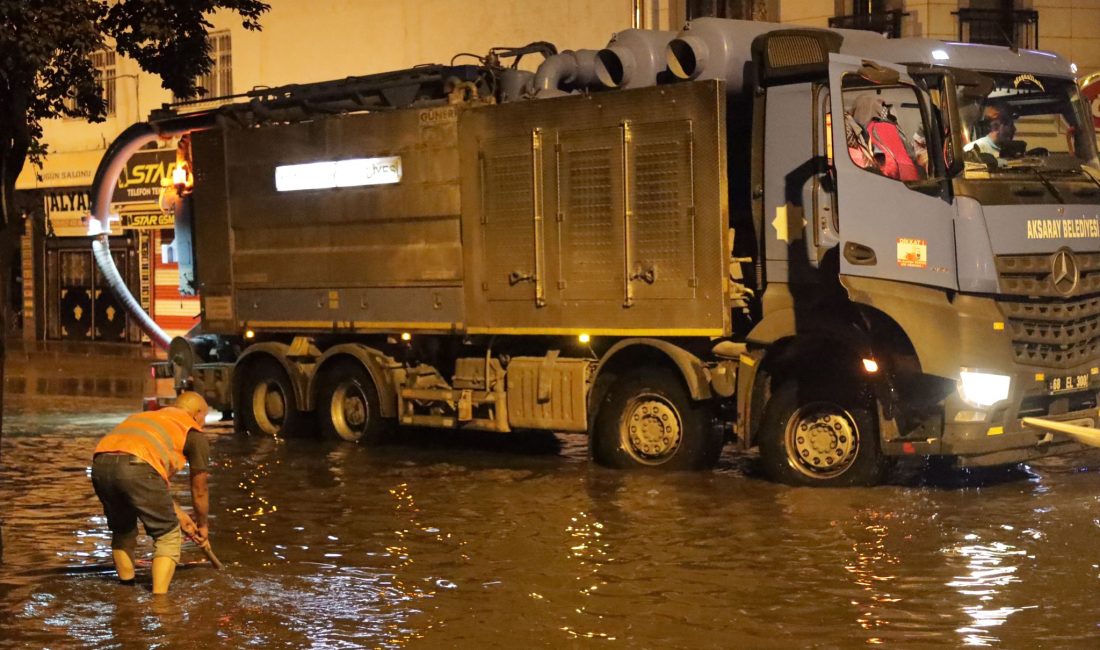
[955,71,1099,179]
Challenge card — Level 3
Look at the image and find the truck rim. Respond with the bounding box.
[619,393,683,465]
[784,401,860,479]
[251,381,287,435]
[329,382,369,441]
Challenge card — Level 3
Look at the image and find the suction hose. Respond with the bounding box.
[88,115,214,350]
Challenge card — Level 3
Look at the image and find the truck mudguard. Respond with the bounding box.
[235,342,313,411]
[595,338,713,401]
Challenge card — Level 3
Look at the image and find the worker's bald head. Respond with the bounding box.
[175,391,209,424]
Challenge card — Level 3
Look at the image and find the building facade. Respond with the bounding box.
[13,0,1100,345]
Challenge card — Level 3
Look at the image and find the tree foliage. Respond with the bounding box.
[0,0,269,226]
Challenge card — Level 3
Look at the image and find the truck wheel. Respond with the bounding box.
[758,379,888,487]
[238,358,307,437]
[591,369,722,470]
[315,360,390,444]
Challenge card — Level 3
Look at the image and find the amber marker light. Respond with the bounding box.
[244,329,255,340]
[578,333,591,344]
[862,358,879,374]
[401,332,412,341]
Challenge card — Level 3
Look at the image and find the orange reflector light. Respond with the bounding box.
[401,332,412,341]
[245,330,255,339]
[862,358,879,373]
[578,333,591,344]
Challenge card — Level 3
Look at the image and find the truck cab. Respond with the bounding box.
[743,29,1100,481]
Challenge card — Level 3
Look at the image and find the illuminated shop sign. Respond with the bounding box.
[274,156,403,192]
[112,149,178,204]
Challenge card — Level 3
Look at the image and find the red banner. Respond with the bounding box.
[1081,72,1100,130]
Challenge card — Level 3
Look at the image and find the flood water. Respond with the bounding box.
[3,396,1100,648]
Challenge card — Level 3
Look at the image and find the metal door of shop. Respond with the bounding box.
[47,248,132,342]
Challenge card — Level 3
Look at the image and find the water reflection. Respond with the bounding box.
[844,510,902,645]
[5,397,1100,647]
[946,533,1030,646]
[562,509,615,641]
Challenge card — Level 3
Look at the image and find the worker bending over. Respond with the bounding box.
[91,392,211,594]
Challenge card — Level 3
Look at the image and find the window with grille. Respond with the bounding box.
[94,51,117,116]
[954,1,1038,49]
[829,1,908,38]
[197,32,233,99]
[65,50,116,116]
[685,0,758,20]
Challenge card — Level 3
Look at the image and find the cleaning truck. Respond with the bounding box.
[90,19,1100,485]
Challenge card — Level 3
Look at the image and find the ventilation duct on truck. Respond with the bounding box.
[594,29,675,89]
[666,18,894,94]
[499,68,535,102]
[532,49,600,97]
[665,18,784,93]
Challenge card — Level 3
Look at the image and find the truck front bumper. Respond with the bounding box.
[934,375,1100,467]
[940,411,1096,467]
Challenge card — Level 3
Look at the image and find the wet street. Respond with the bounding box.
[3,396,1100,648]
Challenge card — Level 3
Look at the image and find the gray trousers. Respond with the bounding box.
[91,453,181,561]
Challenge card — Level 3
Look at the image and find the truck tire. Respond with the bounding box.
[238,357,308,438]
[758,379,888,487]
[315,360,390,444]
[591,369,722,470]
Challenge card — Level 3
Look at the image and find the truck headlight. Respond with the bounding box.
[958,370,1011,408]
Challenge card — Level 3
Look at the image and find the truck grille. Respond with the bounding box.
[994,252,1100,297]
[995,252,1100,367]
[998,263,1100,369]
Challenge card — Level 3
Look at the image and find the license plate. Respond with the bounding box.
[1048,373,1091,394]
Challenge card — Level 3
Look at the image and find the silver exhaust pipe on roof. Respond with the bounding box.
[532,49,600,97]
[594,29,676,89]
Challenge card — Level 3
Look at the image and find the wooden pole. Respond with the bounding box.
[198,540,224,569]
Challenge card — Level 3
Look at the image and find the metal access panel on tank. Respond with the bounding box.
[459,80,730,336]
[190,104,465,334]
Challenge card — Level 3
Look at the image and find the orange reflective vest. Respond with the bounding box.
[94,407,203,483]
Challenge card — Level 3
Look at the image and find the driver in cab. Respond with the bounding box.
[964,103,1020,165]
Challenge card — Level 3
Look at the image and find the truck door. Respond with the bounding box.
[828,53,957,290]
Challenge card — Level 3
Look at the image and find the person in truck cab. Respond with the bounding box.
[850,94,923,181]
[90,391,211,594]
[964,103,1020,165]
